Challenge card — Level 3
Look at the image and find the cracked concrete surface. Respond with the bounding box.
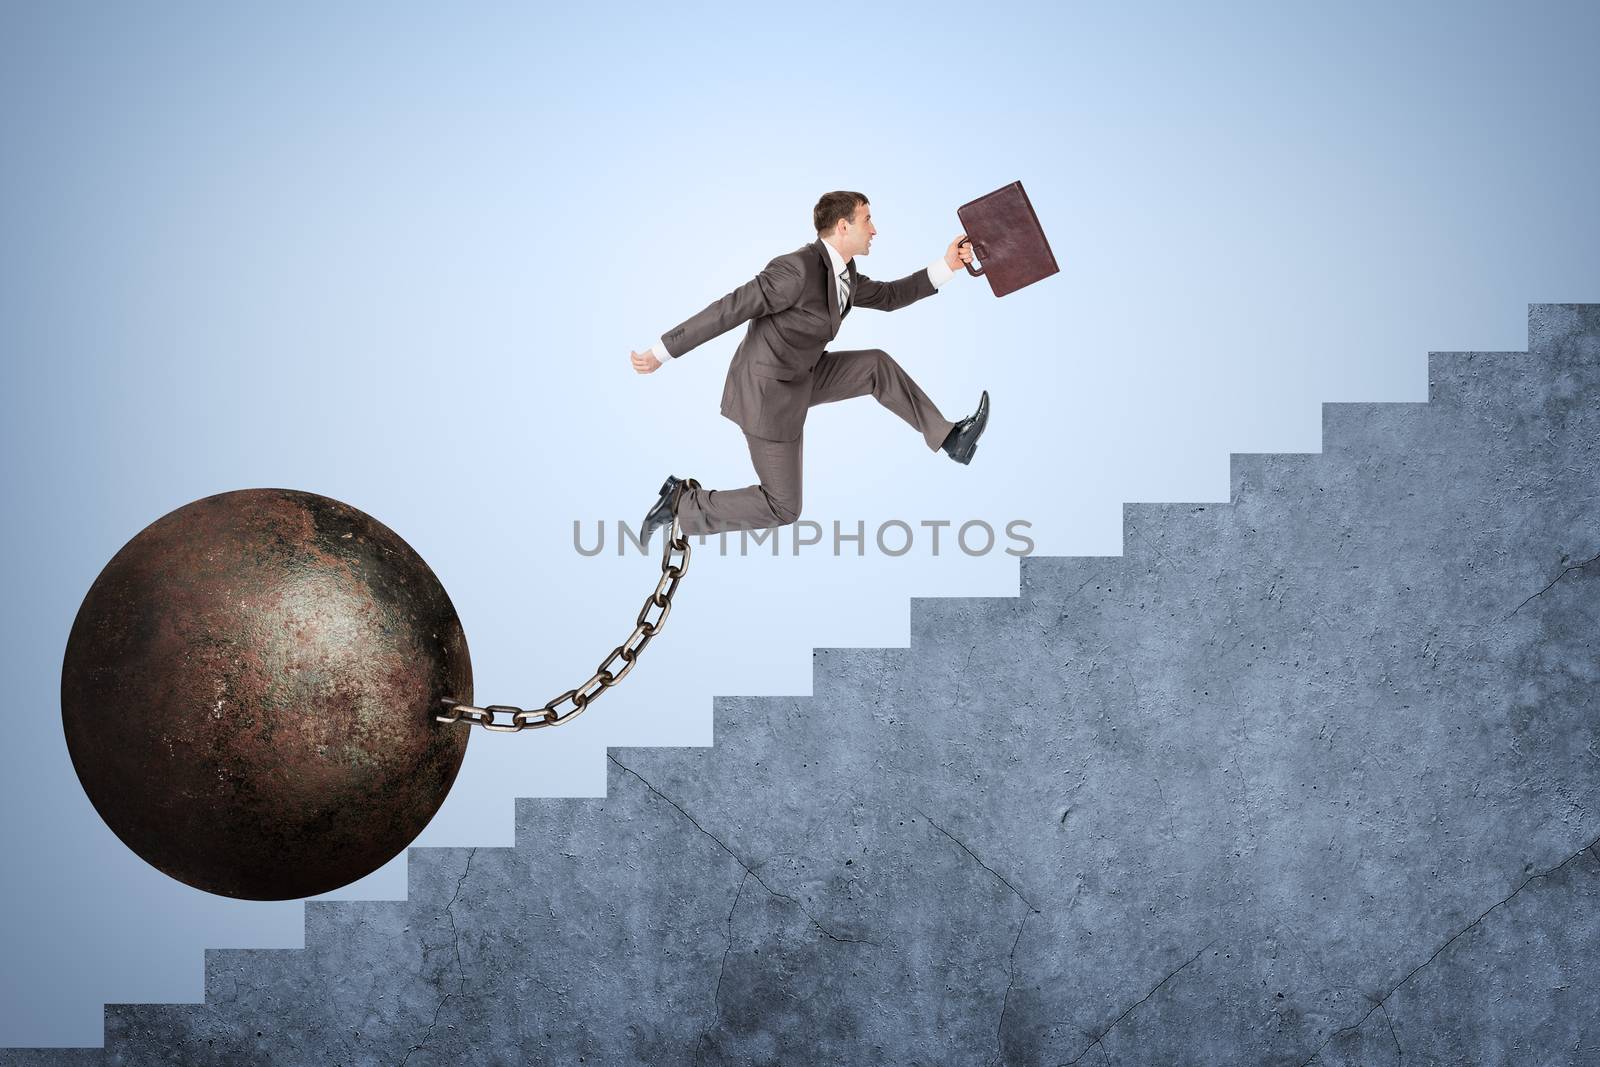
[1064,938,1218,1066]
[2,304,1597,1065]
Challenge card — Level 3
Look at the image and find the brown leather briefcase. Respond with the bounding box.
[956,181,1058,298]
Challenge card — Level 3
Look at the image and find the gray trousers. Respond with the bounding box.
[676,348,957,536]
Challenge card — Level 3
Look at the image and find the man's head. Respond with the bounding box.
[814,190,875,259]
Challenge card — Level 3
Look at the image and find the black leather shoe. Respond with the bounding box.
[940,390,989,465]
[641,476,686,546]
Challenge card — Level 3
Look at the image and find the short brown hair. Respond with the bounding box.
[814,191,868,235]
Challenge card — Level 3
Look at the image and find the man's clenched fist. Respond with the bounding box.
[944,234,974,272]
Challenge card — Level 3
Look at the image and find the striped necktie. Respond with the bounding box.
[837,268,850,312]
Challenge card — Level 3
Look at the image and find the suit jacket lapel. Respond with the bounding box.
[816,239,842,336]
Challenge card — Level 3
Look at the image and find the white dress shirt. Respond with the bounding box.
[647,240,959,366]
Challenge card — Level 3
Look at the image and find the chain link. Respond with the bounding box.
[436,479,699,733]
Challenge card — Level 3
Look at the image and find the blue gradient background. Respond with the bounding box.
[2,0,1597,1047]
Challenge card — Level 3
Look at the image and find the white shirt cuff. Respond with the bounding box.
[650,338,672,366]
[927,256,958,289]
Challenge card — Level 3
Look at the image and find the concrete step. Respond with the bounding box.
[1529,303,1600,364]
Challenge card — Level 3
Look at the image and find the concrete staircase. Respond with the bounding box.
[5,305,1597,1066]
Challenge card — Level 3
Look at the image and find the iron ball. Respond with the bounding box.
[61,488,472,900]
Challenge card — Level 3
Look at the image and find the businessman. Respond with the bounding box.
[631,191,990,544]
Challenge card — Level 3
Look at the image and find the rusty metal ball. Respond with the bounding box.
[62,488,472,900]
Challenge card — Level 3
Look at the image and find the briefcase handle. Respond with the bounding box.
[958,237,985,277]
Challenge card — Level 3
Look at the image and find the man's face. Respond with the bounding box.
[838,202,876,257]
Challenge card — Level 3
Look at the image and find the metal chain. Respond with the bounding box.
[435,479,700,733]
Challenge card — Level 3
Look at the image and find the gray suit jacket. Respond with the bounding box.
[661,238,938,441]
